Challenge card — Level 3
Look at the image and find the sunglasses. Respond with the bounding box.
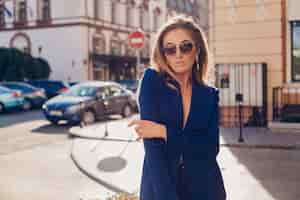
[162,41,195,56]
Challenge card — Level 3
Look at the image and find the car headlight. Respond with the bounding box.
[42,104,47,110]
[66,104,81,113]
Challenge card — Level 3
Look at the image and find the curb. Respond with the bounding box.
[70,140,134,196]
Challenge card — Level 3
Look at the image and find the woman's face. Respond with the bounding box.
[162,28,198,76]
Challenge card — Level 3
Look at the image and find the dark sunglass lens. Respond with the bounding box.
[180,42,193,54]
[163,46,177,55]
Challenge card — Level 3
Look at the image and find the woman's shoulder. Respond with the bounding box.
[142,67,161,79]
[195,83,219,103]
[140,67,164,86]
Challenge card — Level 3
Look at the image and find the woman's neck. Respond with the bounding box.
[175,73,192,91]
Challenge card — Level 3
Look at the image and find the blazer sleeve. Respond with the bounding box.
[138,68,180,200]
[206,88,220,157]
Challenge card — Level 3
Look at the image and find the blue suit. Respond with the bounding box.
[138,68,226,200]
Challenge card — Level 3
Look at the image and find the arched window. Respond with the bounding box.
[10,32,31,54]
[93,33,106,54]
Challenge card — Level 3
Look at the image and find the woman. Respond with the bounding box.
[128,15,227,200]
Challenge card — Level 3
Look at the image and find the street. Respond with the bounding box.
[0,110,112,200]
[0,110,300,200]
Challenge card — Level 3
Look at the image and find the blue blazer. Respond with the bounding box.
[138,68,226,200]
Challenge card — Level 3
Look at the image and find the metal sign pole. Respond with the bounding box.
[136,49,140,80]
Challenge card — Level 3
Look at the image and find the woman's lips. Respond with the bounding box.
[175,61,184,65]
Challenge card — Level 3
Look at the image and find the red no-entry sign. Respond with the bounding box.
[128,31,145,49]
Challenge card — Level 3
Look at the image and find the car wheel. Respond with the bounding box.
[0,103,4,113]
[122,104,132,118]
[22,99,32,111]
[82,110,96,125]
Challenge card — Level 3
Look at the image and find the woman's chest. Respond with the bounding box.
[158,86,212,131]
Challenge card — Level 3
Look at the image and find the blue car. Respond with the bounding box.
[27,80,69,99]
[0,86,24,113]
[42,81,137,125]
[1,82,47,110]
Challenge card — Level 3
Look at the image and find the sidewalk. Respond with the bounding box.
[70,116,143,198]
[69,116,300,197]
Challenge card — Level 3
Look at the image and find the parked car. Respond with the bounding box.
[117,79,139,93]
[0,86,24,113]
[42,81,137,125]
[27,80,69,99]
[0,82,47,110]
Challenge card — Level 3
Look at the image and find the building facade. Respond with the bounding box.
[209,0,300,126]
[0,0,207,83]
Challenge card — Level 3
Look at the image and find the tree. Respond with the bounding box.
[0,47,52,81]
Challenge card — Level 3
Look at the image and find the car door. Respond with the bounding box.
[93,87,109,117]
[107,85,127,114]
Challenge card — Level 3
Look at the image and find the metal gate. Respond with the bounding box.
[215,63,267,127]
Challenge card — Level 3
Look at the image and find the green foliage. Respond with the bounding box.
[0,47,52,81]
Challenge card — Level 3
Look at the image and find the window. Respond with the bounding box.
[139,6,150,31]
[153,8,161,31]
[141,40,149,58]
[126,3,135,27]
[291,21,300,81]
[126,43,136,57]
[176,0,185,12]
[93,34,106,54]
[111,1,116,23]
[108,85,122,97]
[17,1,27,23]
[139,7,143,28]
[167,0,177,9]
[40,0,51,21]
[94,0,104,20]
[111,39,121,56]
[184,0,192,13]
[0,5,5,27]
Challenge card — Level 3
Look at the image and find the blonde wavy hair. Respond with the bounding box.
[150,15,210,88]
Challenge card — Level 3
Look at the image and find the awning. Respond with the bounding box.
[90,53,150,64]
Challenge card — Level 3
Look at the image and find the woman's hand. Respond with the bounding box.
[128,119,167,141]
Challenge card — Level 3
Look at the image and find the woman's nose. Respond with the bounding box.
[175,47,183,58]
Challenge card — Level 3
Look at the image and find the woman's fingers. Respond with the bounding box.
[128,119,154,139]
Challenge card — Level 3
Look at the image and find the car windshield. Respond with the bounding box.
[64,85,97,97]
